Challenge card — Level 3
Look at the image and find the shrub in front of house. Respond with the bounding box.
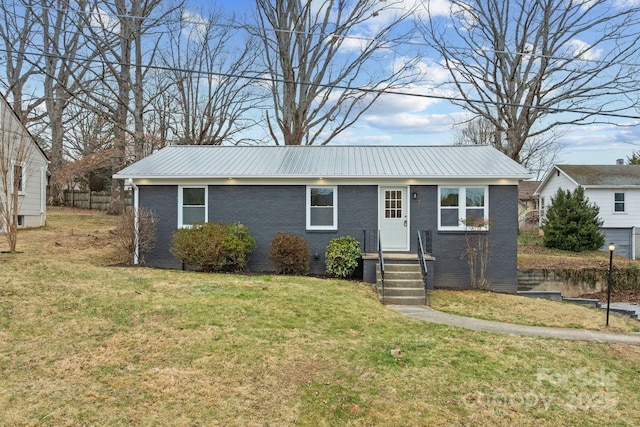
[325,236,361,278]
[171,222,255,272]
[268,233,311,275]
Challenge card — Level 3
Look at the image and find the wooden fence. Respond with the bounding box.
[61,189,133,210]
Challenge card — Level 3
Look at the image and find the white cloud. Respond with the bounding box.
[365,85,453,116]
[555,122,640,164]
[567,39,602,61]
[410,0,455,20]
[90,7,119,35]
[364,111,462,134]
[331,131,394,145]
[181,11,209,42]
[614,0,640,7]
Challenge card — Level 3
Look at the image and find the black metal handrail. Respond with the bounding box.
[417,230,429,305]
[378,231,385,304]
[362,229,379,254]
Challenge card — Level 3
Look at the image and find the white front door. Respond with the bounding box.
[379,187,409,250]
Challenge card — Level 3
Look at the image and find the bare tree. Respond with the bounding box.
[421,0,640,163]
[0,99,34,251]
[453,115,563,178]
[452,116,496,148]
[159,8,264,145]
[84,0,180,214]
[0,1,100,204]
[39,0,99,203]
[253,0,420,145]
[144,70,178,149]
[0,0,44,123]
[59,99,115,191]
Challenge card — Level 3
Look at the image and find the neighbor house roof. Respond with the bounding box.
[538,165,640,191]
[114,145,531,180]
[518,180,540,200]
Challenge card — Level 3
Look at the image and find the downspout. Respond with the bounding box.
[130,179,140,265]
[40,166,46,225]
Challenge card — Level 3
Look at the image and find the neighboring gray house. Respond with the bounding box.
[114,145,530,293]
[535,164,640,259]
[0,94,48,230]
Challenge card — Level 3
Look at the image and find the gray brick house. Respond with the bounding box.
[114,145,530,293]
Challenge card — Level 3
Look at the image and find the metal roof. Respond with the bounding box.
[114,145,531,180]
[556,165,640,186]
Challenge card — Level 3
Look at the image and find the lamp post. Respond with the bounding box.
[606,243,615,327]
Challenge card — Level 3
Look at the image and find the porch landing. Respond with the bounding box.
[362,252,435,261]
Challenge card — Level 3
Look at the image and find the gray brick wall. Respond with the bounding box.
[209,184,377,273]
[486,185,519,293]
[409,185,518,293]
[140,184,377,275]
[138,183,518,292]
[139,185,182,269]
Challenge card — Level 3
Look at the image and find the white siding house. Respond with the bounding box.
[535,164,640,259]
[0,95,48,229]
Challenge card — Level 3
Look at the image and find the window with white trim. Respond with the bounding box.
[307,186,337,230]
[12,162,25,195]
[614,192,625,212]
[178,186,207,228]
[439,186,488,230]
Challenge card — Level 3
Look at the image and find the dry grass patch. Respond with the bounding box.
[429,290,640,333]
[517,236,639,270]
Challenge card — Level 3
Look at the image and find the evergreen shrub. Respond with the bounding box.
[541,187,605,252]
[171,222,255,272]
[325,236,361,278]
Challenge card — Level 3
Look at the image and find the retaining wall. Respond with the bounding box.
[518,269,606,297]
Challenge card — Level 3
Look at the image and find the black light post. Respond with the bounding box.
[606,243,615,327]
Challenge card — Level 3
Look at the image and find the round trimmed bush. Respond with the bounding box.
[325,236,361,278]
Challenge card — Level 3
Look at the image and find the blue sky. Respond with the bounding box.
[207,0,640,170]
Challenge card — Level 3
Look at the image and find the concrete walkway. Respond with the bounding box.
[388,305,640,345]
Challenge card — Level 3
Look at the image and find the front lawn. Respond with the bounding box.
[1,208,639,426]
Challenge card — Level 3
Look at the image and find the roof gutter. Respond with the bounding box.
[113,174,532,181]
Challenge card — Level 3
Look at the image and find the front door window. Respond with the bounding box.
[385,190,402,219]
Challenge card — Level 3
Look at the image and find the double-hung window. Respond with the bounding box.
[12,162,25,195]
[614,192,625,213]
[178,186,207,228]
[439,186,488,230]
[307,186,337,230]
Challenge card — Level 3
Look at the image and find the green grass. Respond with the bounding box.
[1,208,640,425]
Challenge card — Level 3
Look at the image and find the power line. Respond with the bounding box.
[2,46,639,122]
[9,0,640,69]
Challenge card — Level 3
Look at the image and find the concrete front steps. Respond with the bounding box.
[377,263,427,305]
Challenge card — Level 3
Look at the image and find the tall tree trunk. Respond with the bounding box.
[109,18,132,215]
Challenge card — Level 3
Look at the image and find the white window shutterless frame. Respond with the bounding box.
[307,186,337,230]
[178,186,207,228]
